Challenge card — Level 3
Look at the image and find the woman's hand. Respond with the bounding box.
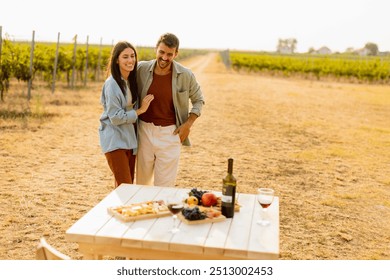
[136,94,154,115]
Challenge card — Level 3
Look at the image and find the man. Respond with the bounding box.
[136,33,205,187]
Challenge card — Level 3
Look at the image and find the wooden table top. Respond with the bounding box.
[66,184,279,260]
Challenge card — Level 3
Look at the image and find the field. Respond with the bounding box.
[0,53,390,260]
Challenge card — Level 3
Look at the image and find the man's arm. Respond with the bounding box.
[173,113,198,143]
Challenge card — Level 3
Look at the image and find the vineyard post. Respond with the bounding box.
[0,26,2,102]
[220,49,231,69]
[0,26,2,65]
[71,35,77,89]
[97,37,102,82]
[52,32,60,94]
[84,35,89,87]
[27,30,35,101]
[387,55,390,79]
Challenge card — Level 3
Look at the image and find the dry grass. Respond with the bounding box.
[0,53,389,260]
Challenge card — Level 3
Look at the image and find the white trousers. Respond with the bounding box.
[136,120,181,187]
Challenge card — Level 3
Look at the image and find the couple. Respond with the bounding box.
[99,33,205,188]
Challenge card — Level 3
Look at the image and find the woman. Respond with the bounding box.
[99,41,154,187]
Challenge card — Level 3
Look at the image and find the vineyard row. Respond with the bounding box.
[229,52,390,83]
[0,38,202,101]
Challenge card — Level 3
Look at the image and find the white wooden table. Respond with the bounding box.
[66,184,279,259]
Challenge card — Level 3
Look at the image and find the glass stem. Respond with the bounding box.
[173,215,177,229]
[262,209,267,220]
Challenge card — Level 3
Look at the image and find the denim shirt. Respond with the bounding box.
[99,76,138,154]
[137,60,205,146]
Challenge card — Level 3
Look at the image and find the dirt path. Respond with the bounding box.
[1,53,389,260]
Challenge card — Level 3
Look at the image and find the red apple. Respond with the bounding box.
[201,192,218,207]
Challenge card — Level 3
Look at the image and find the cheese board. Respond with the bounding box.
[107,200,170,222]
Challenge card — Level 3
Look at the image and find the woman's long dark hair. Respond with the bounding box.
[106,41,138,103]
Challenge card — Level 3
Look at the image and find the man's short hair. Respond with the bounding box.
[157,33,180,52]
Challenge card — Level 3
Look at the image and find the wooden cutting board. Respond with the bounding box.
[178,213,226,225]
[108,200,170,222]
[215,202,241,212]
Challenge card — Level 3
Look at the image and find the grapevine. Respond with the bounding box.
[0,39,205,101]
[229,51,390,83]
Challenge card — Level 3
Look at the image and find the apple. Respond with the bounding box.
[201,192,218,207]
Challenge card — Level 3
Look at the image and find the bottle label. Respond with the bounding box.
[221,195,232,203]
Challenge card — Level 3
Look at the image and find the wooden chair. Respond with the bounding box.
[36,237,71,260]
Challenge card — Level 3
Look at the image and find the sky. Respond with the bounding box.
[1,0,389,53]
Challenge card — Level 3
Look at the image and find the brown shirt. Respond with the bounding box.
[140,72,176,126]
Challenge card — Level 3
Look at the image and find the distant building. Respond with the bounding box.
[279,46,293,54]
[276,38,297,54]
[354,48,370,56]
[316,46,332,55]
[379,51,390,56]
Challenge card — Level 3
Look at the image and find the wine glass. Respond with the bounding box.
[166,195,184,234]
[256,188,274,226]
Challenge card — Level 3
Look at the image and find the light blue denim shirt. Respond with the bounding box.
[99,76,138,154]
[137,59,205,146]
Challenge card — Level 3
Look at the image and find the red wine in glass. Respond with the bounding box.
[259,201,272,209]
[256,188,274,226]
[166,195,183,234]
[168,203,184,214]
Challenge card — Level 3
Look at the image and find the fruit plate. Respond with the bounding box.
[185,188,241,212]
[107,200,170,222]
[178,206,226,225]
[178,212,226,225]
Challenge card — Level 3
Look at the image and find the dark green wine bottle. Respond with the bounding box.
[221,158,236,218]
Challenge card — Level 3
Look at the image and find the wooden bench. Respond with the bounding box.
[36,237,71,260]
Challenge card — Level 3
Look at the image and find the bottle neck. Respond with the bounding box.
[227,158,233,174]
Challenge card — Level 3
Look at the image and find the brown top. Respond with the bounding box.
[140,72,176,126]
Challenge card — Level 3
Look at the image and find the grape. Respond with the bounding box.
[181,206,206,221]
[188,188,208,205]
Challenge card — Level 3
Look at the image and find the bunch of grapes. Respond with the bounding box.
[188,188,208,205]
[181,207,206,221]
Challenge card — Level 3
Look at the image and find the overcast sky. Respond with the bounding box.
[1,0,389,53]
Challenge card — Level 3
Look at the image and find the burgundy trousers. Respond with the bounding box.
[105,149,136,188]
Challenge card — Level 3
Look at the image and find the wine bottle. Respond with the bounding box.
[221,158,236,218]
